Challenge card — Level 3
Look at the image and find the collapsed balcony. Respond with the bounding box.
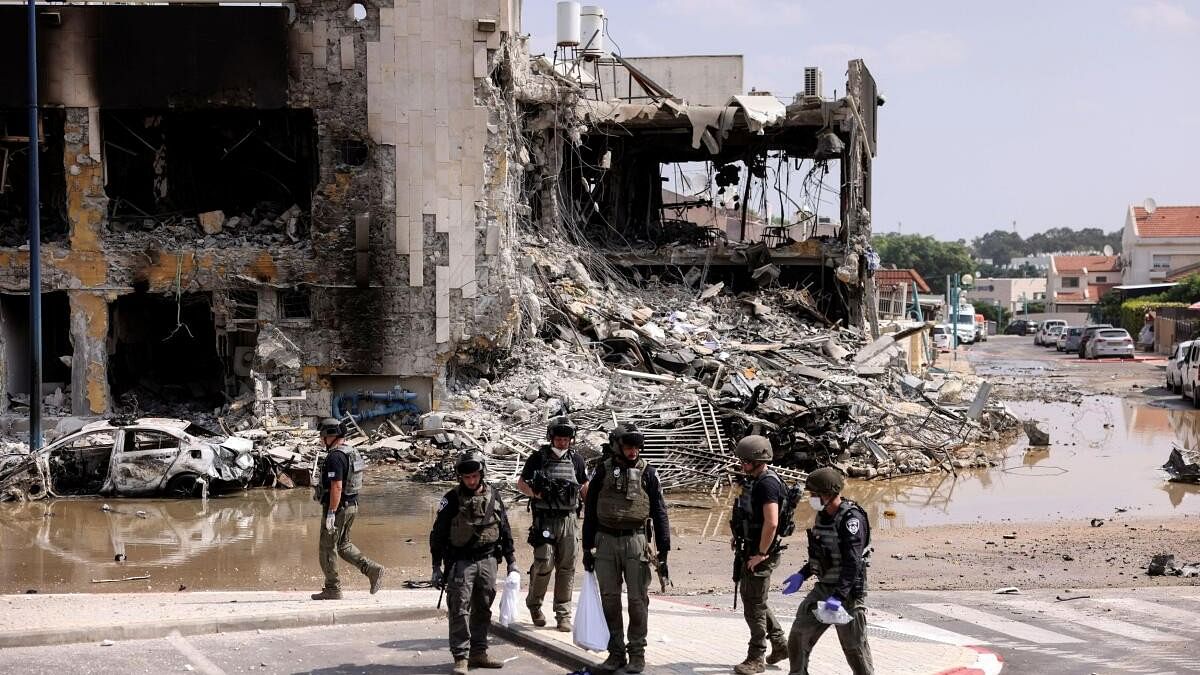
[102,109,318,246]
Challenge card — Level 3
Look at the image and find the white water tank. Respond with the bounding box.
[556,1,581,47]
[580,5,606,55]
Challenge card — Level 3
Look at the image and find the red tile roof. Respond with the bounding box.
[1167,261,1200,281]
[874,268,931,293]
[1054,284,1117,305]
[1133,205,1200,238]
[1053,255,1120,273]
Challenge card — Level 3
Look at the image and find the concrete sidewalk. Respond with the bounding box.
[0,589,442,649]
[495,593,1003,675]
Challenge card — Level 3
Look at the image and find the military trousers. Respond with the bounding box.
[318,504,378,591]
[526,512,578,620]
[594,530,652,658]
[739,552,786,659]
[446,556,498,658]
[788,582,873,675]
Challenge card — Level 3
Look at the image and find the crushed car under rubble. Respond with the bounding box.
[0,418,255,501]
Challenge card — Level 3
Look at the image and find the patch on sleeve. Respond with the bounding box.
[845,518,861,535]
[327,471,336,478]
[436,497,448,512]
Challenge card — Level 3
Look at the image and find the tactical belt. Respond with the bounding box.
[598,524,640,537]
[533,508,574,517]
[447,546,497,563]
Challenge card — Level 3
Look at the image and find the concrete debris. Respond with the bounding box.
[392,237,1016,492]
[1147,553,1200,577]
[1023,421,1050,446]
[1163,446,1200,483]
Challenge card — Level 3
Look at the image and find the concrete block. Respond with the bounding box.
[448,199,462,233]
[436,198,449,233]
[436,316,450,344]
[313,20,328,68]
[87,107,101,161]
[473,41,488,78]
[380,7,394,26]
[396,216,411,254]
[461,279,478,299]
[410,253,424,287]
[486,27,501,50]
[198,210,224,235]
[485,224,500,255]
[341,35,355,70]
[366,41,382,85]
[435,125,450,163]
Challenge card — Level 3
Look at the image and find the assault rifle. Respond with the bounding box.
[730,475,752,610]
[528,470,576,506]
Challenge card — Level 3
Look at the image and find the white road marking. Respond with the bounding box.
[166,630,226,675]
[1091,597,1200,631]
[913,603,1085,644]
[869,609,988,646]
[1005,600,1185,643]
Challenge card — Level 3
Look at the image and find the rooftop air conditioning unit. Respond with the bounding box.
[804,67,823,98]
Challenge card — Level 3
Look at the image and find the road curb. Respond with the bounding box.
[491,621,593,672]
[0,605,441,649]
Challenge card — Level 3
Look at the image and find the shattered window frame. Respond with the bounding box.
[278,288,312,320]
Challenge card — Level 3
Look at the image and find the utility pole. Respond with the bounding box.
[26,0,43,453]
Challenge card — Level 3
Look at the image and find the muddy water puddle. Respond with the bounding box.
[2,395,1196,592]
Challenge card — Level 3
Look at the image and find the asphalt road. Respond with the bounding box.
[0,619,571,675]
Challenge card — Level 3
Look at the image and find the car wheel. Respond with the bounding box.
[165,473,203,499]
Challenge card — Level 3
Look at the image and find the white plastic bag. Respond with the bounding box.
[573,571,610,652]
[812,600,854,625]
[498,570,521,627]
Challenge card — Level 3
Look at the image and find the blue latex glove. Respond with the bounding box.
[823,597,843,612]
[781,571,807,595]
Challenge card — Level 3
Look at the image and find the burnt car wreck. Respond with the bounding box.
[0,418,254,501]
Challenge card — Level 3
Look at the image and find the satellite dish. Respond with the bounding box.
[1144,197,1158,214]
[1103,244,1114,257]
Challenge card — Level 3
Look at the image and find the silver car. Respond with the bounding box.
[0,418,256,501]
[1085,328,1135,359]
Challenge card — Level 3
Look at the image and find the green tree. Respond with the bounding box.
[972,230,1026,266]
[874,233,975,294]
[1163,274,1200,303]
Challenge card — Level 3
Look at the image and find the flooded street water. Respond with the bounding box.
[3,339,1197,593]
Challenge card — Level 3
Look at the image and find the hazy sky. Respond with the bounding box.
[522,1,1200,240]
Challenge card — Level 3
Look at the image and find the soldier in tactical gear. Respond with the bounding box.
[730,435,789,674]
[311,417,385,600]
[430,450,517,675]
[516,416,589,632]
[581,425,671,674]
[784,467,873,675]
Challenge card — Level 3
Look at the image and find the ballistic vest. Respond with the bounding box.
[533,445,580,512]
[734,469,782,552]
[448,484,500,550]
[313,446,364,503]
[596,456,650,530]
[807,499,869,587]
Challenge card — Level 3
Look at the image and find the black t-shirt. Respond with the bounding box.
[321,449,357,507]
[519,448,588,484]
[750,472,785,525]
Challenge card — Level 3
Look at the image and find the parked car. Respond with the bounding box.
[1077,324,1114,359]
[1084,328,1135,359]
[1167,340,1196,393]
[1060,326,1084,353]
[1042,324,1065,347]
[1034,320,1067,346]
[932,324,953,351]
[1004,319,1033,336]
[1182,343,1200,405]
[974,314,988,342]
[0,418,256,501]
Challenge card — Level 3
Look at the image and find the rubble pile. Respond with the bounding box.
[380,237,1017,491]
[1163,446,1200,484]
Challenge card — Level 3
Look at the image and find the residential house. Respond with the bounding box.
[967,278,1047,315]
[1047,255,1121,312]
[874,268,931,319]
[1120,205,1200,284]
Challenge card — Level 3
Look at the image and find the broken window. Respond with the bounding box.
[48,431,115,495]
[0,292,72,408]
[229,290,259,322]
[124,429,180,453]
[0,110,67,246]
[337,139,369,167]
[102,110,317,243]
[279,288,311,320]
[108,292,226,410]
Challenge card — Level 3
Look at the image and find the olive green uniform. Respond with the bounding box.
[523,446,585,622]
[733,470,789,661]
[788,499,873,675]
[430,483,516,660]
[316,446,381,592]
[581,456,671,664]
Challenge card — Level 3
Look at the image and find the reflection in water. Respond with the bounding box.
[1,395,1196,592]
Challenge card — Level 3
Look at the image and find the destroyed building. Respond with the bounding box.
[0,1,883,444]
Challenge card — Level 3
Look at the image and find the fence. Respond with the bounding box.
[1155,307,1200,353]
